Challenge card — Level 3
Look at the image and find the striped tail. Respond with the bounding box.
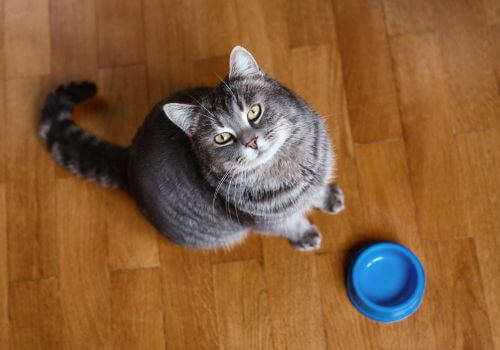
[39,81,129,189]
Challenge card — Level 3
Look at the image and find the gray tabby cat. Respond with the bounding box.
[39,46,344,251]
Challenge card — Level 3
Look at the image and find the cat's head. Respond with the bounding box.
[163,46,303,174]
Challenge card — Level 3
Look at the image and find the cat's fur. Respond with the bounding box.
[39,46,344,250]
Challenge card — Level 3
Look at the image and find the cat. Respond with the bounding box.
[39,46,345,251]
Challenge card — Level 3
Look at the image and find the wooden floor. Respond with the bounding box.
[0,0,499,349]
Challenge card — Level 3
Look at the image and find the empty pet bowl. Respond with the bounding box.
[346,242,425,322]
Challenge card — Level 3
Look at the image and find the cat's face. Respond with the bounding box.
[163,46,300,174]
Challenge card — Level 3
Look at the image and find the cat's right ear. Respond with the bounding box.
[229,46,261,78]
[162,103,198,136]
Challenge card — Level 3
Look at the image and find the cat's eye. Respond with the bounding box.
[214,132,233,145]
[247,104,262,122]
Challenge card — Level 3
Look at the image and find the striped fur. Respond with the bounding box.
[39,82,129,189]
[41,47,344,251]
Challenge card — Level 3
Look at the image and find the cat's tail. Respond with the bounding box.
[39,81,129,189]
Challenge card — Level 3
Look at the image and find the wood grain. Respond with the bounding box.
[5,77,58,281]
[193,56,230,87]
[433,0,499,133]
[382,0,435,36]
[107,189,160,271]
[331,0,402,143]
[4,0,51,78]
[456,128,500,349]
[354,139,421,249]
[49,0,98,81]
[258,0,293,86]
[159,242,219,350]
[0,185,7,350]
[96,0,145,67]
[289,0,335,48]
[111,269,165,350]
[0,0,4,82]
[191,0,239,61]
[235,0,274,74]
[89,65,161,270]
[1,1,499,348]
[9,278,63,350]
[0,81,5,183]
[316,252,368,349]
[390,32,467,241]
[354,138,437,348]
[57,179,111,349]
[318,251,438,350]
[263,239,327,350]
[492,23,500,84]
[213,259,273,350]
[209,234,263,264]
[423,239,495,350]
[142,0,195,104]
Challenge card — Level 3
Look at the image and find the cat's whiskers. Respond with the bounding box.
[189,94,218,120]
[215,73,237,102]
[225,167,236,220]
[212,166,234,215]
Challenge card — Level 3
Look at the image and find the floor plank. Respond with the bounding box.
[105,187,160,270]
[5,77,58,281]
[159,242,219,350]
[456,128,500,349]
[0,185,7,350]
[318,140,437,350]
[1,1,499,348]
[86,65,161,270]
[96,0,145,67]
[390,32,467,241]
[433,0,499,133]
[0,0,4,81]
[331,0,402,143]
[423,238,494,350]
[263,239,327,350]
[316,252,368,349]
[142,0,195,104]
[0,2,4,182]
[382,0,435,37]
[107,189,160,271]
[49,0,97,81]
[190,0,239,61]
[0,81,5,183]
[9,278,64,350]
[209,233,263,264]
[57,179,111,349]
[234,0,274,74]
[257,0,293,87]
[92,65,149,145]
[111,268,165,350]
[354,139,421,249]
[4,0,51,78]
[193,56,231,87]
[317,250,438,350]
[289,0,335,48]
[213,259,273,350]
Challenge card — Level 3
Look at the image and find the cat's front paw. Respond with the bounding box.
[322,184,345,215]
[290,228,321,251]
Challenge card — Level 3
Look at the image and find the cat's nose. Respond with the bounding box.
[245,137,258,149]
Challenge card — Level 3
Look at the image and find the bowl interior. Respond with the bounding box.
[355,249,418,307]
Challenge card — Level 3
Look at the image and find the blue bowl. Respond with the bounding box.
[346,242,425,323]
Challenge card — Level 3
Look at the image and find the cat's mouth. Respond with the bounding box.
[242,127,288,169]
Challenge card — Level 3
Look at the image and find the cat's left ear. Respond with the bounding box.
[162,103,198,136]
[229,46,261,78]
